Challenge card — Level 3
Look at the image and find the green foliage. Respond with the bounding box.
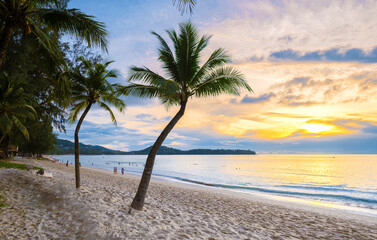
[19,116,57,156]
[0,73,36,143]
[0,160,42,170]
[68,57,125,125]
[124,22,252,106]
[0,29,66,156]
[0,0,109,65]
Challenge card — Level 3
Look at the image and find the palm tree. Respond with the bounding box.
[173,0,197,14]
[125,22,252,210]
[0,0,108,66]
[68,57,125,188]
[0,72,36,157]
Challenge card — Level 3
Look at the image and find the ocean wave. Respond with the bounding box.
[167,176,377,205]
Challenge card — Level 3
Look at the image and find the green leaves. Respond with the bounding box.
[0,73,36,141]
[39,8,108,51]
[0,0,109,66]
[68,58,125,126]
[127,22,252,107]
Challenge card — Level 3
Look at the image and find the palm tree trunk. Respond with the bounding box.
[74,103,92,188]
[130,101,187,210]
[0,23,14,66]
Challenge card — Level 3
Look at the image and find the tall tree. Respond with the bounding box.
[0,0,108,66]
[68,57,125,188]
[0,73,36,157]
[125,22,252,210]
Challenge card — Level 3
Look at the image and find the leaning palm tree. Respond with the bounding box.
[0,0,108,66]
[125,22,252,210]
[68,57,125,188]
[0,73,36,157]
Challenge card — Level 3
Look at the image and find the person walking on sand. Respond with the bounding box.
[114,167,117,174]
[66,161,68,167]
[121,167,124,175]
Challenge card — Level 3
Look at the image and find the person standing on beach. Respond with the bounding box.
[66,161,68,167]
[121,167,124,175]
[114,167,117,174]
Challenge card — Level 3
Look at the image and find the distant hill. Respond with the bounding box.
[50,139,256,155]
[50,139,125,155]
[130,145,256,155]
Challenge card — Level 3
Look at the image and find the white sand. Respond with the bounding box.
[0,159,376,240]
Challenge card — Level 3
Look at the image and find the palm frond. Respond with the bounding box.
[121,83,167,99]
[28,18,64,63]
[129,66,181,93]
[39,8,109,51]
[193,66,252,97]
[98,101,117,125]
[11,115,29,140]
[173,0,196,14]
[152,31,180,82]
[190,48,229,86]
[175,22,200,85]
[68,100,88,123]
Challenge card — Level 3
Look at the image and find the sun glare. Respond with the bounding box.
[301,123,334,134]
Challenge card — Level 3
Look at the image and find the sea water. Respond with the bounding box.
[55,154,377,216]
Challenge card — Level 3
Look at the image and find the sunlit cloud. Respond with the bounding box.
[204,0,377,62]
[58,0,377,153]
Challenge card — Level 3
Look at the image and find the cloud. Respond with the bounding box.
[240,92,276,104]
[170,141,185,146]
[204,0,377,62]
[270,47,377,63]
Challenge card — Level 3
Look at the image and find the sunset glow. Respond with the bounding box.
[300,123,335,134]
[58,0,377,153]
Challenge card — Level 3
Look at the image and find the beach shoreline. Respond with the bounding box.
[1,158,376,239]
[82,163,377,224]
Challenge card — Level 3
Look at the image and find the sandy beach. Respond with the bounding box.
[0,159,376,240]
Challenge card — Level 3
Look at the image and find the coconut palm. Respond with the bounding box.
[68,57,125,188]
[125,22,252,210]
[0,72,36,157]
[0,0,108,66]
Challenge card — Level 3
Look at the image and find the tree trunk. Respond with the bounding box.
[0,133,7,159]
[0,133,6,145]
[0,23,15,66]
[74,103,92,189]
[130,101,187,210]
[4,136,10,159]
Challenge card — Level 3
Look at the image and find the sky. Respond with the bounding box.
[59,0,377,154]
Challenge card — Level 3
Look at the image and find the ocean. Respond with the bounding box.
[54,154,377,217]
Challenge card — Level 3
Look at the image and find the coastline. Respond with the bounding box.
[1,158,376,239]
[86,165,377,224]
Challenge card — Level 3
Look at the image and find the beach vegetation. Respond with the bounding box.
[124,22,252,210]
[0,73,36,158]
[0,0,108,66]
[0,160,42,171]
[68,57,125,188]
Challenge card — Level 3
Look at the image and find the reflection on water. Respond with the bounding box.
[55,154,377,216]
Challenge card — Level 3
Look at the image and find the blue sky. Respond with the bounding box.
[58,0,377,153]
